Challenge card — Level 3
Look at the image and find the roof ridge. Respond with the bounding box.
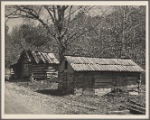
[65,56,131,60]
[25,49,54,54]
[71,63,136,66]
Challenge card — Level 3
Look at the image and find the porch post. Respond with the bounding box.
[138,74,142,95]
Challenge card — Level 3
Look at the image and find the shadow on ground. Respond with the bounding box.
[35,89,71,96]
[5,78,30,82]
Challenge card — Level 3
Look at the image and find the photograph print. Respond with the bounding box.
[2,1,149,119]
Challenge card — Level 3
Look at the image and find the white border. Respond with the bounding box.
[1,1,149,6]
[1,1,149,119]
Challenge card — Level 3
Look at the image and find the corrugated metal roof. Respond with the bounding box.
[65,56,144,72]
[24,50,59,64]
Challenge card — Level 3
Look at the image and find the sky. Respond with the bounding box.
[6,18,23,33]
[5,6,113,33]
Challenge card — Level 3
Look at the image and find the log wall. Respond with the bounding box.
[58,71,141,95]
[58,72,74,93]
[29,64,58,80]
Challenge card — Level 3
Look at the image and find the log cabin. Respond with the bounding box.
[10,50,59,81]
[58,56,144,95]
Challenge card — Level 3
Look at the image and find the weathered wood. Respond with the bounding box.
[107,110,130,114]
[124,99,146,114]
[126,103,145,111]
[95,79,112,83]
[58,57,142,95]
[129,99,144,107]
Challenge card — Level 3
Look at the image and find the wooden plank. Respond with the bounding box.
[95,78,112,82]
[126,103,145,111]
[33,75,46,77]
[95,74,112,79]
[126,106,145,114]
[31,51,39,63]
[125,102,145,114]
[95,81,112,83]
[32,66,48,69]
[32,69,48,71]
[38,52,46,63]
[107,110,130,114]
[94,85,112,89]
[94,82,112,85]
[32,72,46,74]
[124,77,138,80]
[32,64,47,67]
[129,100,145,107]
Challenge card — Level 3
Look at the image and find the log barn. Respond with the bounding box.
[10,50,59,80]
[58,56,144,95]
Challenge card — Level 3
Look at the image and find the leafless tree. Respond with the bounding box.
[6,5,107,61]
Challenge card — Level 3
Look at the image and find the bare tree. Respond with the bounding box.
[6,5,107,61]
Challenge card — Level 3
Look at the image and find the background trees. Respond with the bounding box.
[6,5,103,61]
[5,5,146,71]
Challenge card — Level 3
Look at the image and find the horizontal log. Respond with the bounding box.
[33,73,46,75]
[32,67,48,69]
[94,84,112,86]
[33,74,47,76]
[95,79,112,82]
[33,72,57,74]
[57,81,70,83]
[32,69,55,71]
[32,76,47,78]
[33,75,49,78]
[125,106,145,114]
[45,70,56,72]
[94,85,112,88]
[95,81,112,83]
[33,72,46,74]
[107,110,130,114]
[31,64,50,66]
[95,74,113,78]
[126,103,145,111]
[34,77,47,79]
[129,100,144,107]
[32,71,46,73]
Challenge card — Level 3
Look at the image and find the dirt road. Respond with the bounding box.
[5,81,136,114]
[5,88,32,114]
[5,82,65,114]
[5,82,93,114]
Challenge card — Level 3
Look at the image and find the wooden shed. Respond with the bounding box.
[10,50,59,80]
[58,56,144,95]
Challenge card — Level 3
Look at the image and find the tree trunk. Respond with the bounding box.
[58,45,66,62]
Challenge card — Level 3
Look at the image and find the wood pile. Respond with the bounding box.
[123,99,145,114]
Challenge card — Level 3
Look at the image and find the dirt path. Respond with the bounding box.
[5,88,32,114]
[5,82,64,114]
[5,82,93,114]
[5,82,134,114]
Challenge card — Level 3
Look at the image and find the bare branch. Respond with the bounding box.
[65,8,107,46]
[44,6,55,23]
[65,21,101,46]
[61,6,73,39]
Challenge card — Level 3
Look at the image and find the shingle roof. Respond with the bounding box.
[20,50,59,64]
[65,56,144,72]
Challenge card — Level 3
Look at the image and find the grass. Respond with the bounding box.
[16,79,58,91]
[10,79,146,114]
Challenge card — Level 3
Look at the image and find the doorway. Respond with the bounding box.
[21,63,29,77]
[83,76,95,95]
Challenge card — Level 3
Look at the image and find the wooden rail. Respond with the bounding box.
[124,99,145,114]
